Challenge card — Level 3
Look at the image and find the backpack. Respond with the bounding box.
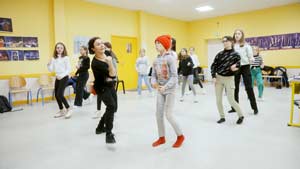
[0,95,12,113]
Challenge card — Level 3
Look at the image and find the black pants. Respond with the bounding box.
[97,95,102,110]
[232,65,258,111]
[74,72,90,106]
[189,68,203,91]
[193,67,203,88]
[96,86,118,134]
[54,76,70,110]
[97,82,118,111]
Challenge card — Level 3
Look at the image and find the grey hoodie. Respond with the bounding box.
[151,52,178,94]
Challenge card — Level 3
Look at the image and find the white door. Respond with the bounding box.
[207,39,223,81]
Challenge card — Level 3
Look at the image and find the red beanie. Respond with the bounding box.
[155,35,171,50]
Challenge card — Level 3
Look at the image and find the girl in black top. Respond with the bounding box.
[74,46,92,107]
[178,48,197,102]
[93,42,119,119]
[88,37,117,144]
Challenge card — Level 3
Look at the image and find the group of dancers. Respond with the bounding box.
[47,28,265,147]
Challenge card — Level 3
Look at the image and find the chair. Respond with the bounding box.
[36,74,54,106]
[8,76,32,106]
[116,79,125,94]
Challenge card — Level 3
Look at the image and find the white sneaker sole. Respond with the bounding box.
[54,114,64,118]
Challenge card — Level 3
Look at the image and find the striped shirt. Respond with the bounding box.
[211,49,241,78]
[251,55,263,68]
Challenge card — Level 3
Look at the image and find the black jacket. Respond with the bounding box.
[178,56,194,76]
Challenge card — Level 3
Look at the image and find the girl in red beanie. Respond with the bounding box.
[151,35,185,148]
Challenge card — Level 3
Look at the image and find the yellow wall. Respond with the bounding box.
[138,12,189,62]
[0,0,54,75]
[188,3,300,67]
[63,0,140,70]
[0,1,299,77]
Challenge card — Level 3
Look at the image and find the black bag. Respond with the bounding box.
[0,95,12,113]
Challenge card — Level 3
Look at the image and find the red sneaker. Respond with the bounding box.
[152,137,166,147]
[172,135,185,148]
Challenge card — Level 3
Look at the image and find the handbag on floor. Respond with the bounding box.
[0,95,12,113]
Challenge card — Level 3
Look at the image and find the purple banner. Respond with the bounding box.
[245,33,300,51]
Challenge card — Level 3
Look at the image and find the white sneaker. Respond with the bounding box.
[92,110,102,119]
[54,110,65,118]
[73,105,80,109]
[201,89,206,95]
[65,109,73,119]
[185,90,192,95]
[180,96,184,102]
[193,96,198,103]
[257,97,264,102]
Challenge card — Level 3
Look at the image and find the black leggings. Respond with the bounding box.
[74,72,90,106]
[97,95,102,110]
[189,68,203,91]
[232,65,258,111]
[96,87,118,134]
[54,76,70,110]
[193,67,203,88]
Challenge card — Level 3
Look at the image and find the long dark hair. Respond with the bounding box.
[178,48,188,61]
[53,42,68,58]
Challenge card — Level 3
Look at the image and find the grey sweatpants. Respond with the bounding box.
[215,75,244,118]
[181,75,196,96]
[156,92,182,137]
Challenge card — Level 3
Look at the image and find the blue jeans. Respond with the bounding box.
[137,74,152,95]
[67,77,77,93]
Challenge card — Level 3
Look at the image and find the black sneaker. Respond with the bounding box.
[236,116,244,124]
[228,109,236,113]
[95,127,106,135]
[254,109,258,115]
[106,133,116,144]
[217,118,225,123]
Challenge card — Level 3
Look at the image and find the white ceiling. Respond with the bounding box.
[86,0,299,21]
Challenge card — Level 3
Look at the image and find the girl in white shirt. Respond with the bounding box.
[47,42,72,119]
[229,29,258,115]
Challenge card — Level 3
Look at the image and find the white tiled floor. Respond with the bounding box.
[0,83,299,169]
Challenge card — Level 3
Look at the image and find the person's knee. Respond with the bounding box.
[156,112,164,120]
[165,111,173,121]
[257,80,264,86]
[55,91,60,98]
[57,90,65,97]
[106,103,116,112]
[228,98,237,106]
[245,84,253,90]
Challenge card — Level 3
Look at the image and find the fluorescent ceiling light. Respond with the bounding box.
[196,6,214,12]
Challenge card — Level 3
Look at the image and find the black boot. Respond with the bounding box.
[217,118,225,124]
[228,109,236,113]
[254,109,258,115]
[95,127,106,135]
[106,133,116,144]
[236,116,244,124]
